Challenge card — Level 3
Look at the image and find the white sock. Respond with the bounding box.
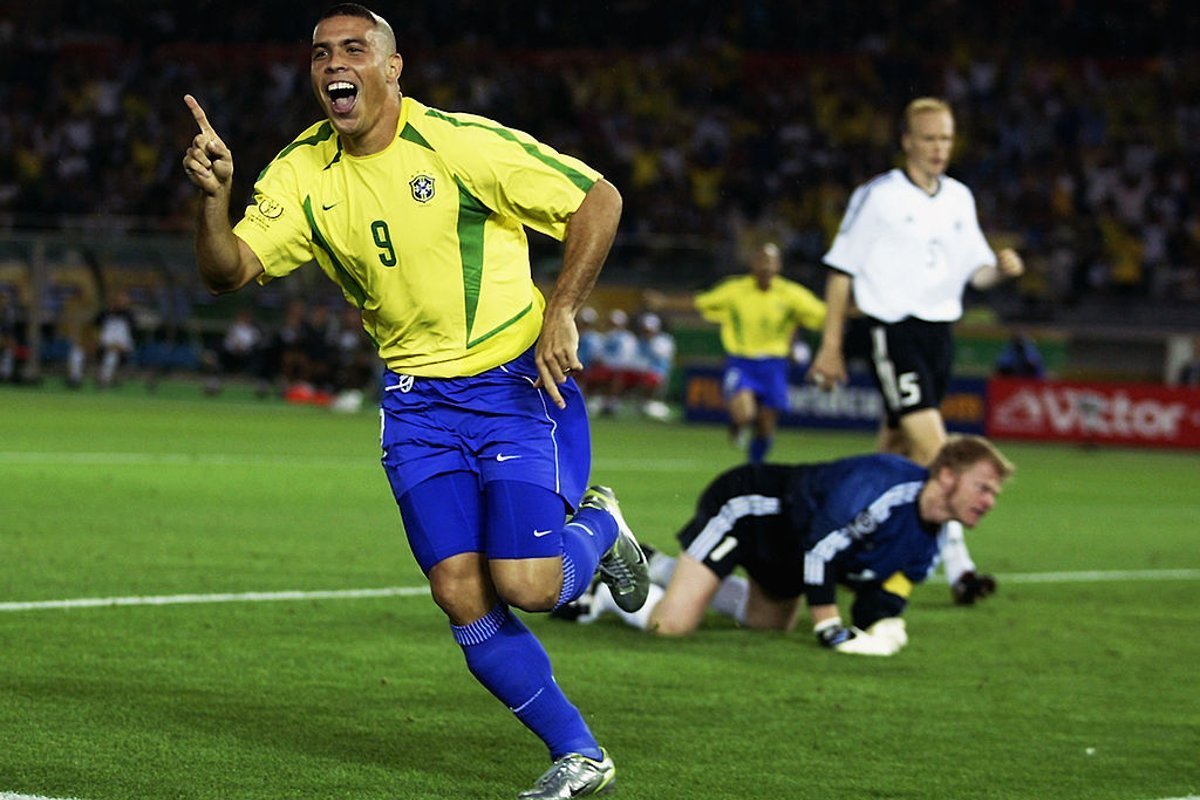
[938,520,975,585]
[711,574,749,625]
[587,581,664,631]
[68,345,85,382]
[648,552,676,586]
[99,349,119,385]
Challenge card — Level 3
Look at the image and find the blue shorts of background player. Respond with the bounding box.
[721,355,790,464]
[721,355,790,411]
[378,345,630,767]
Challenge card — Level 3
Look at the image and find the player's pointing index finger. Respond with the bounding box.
[184,94,215,135]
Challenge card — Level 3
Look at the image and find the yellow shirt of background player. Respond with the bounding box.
[234,96,601,377]
[694,275,826,359]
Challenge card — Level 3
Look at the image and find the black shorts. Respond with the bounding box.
[864,317,953,428]
[674,464,809,599]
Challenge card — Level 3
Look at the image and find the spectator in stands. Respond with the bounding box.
[330,305,378,412]
[280,302,338,403]
[573,306,606,398]
[203,307,265,395]
[592,308,641,416]
[272,299,311,398]
[0,288,24,383]
[1174,336,1200,388]
[994,331,1046,379]
[94,290,137,389]
[633,312,676,420]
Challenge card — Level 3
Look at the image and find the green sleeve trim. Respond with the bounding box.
[257,122,335,182]
[399,122,435,151]
[302,196,367,309]
[423,108,596,193]
[324,137,344,170]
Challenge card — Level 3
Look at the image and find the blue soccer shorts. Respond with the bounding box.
[379,346,592,574]
[721,355,790,411]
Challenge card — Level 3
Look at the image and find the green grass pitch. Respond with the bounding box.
[2,382,1198,800]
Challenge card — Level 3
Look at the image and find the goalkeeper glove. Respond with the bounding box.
[865,617,908,650]
[952,571,998,605]
[813,617,899,656]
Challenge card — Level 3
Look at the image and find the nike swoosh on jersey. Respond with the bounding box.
[495,454,521,462]
[533,529,554,538]
[322,201,340,210]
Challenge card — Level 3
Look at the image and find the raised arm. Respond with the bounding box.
[536,178,623,408]
[808,270,853,390]
[182,94,264,295]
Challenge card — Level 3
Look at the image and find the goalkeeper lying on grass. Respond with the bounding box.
[554,435,1013,656]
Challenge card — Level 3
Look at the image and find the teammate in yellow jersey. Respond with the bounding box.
[182,5,647,798]
[693,242,825,463]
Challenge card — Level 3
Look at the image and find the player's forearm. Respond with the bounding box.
[546,179,623,317]
[194,193,252,295]
[817,271,852,351]
[969,264,1004,290]
[970,248,1024,290]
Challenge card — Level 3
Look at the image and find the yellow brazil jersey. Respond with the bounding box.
[694,275,826,358]
[233,96,600,377]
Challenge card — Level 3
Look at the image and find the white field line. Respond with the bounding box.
[7,794,1200,800]
[0,586,428,612]
[1003,568,1200,583]
[0,569,1197,614]
[0,451,370,469]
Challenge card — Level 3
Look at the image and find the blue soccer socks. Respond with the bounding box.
[556,506,618,607]
[452,604,602,761]
[748,435,772,464]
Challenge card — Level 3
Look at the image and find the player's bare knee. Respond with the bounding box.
[493,579,558,612]
[490,558,562,611]
[646,610,699,637]
[430,588,494,625]
[428,560,495,623]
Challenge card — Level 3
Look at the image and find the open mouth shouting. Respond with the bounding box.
[327,80,358,116]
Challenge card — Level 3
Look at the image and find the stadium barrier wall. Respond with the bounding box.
[682,366,1200,450]
[682,364,988,434]
[986,377,1200,449]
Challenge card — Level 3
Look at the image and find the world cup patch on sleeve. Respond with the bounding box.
[255,194,285,219]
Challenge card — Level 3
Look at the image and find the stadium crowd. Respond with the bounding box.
[1,1,1199,316]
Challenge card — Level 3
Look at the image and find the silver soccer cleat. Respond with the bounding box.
[517,749,616,799]
[579,485,650,613]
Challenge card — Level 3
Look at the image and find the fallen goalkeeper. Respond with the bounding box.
[553,435,1014,656]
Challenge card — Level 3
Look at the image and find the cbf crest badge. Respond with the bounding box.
[410,174,435,203]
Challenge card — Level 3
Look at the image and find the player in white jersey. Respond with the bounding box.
[809,97,1024,606]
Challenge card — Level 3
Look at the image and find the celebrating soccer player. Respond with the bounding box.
[182,5,649,797]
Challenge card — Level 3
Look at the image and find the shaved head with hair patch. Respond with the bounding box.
[316,3,397,55]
